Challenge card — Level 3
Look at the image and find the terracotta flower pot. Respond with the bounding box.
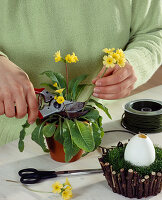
[46,136,83,163]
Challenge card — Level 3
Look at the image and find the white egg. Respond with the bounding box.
[124,133,155,166]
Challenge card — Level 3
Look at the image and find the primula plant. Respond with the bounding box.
[18,49,126,162]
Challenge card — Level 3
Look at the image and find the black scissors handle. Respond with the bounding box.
[18,168,57,184]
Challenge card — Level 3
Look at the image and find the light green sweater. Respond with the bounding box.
[0,0,162,145]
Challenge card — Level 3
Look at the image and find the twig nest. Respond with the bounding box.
[124,133,155,166]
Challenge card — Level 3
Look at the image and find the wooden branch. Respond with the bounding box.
[152,179,157,195]
[105,163,113,189]
[126,169,134,198]
[118,173,124,195]
[120,168,127,196]
[155,172,162,195]
[112,171,120,194]
[149,172,156,196]
[133,171,138,197]
[138,179,145,199]
[98,158,106,176]
[144,175,149,197]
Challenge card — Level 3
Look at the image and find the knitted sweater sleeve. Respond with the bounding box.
[0,51,8,58]
[124,0,162,88]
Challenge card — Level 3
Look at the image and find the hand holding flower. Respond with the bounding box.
[92,62,137,100]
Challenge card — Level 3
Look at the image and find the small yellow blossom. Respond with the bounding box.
[54,50,62,62]
[55,88,65,94]
[65,54,73,63]
[65,178,72,188]
[65,185,72,190]
[111,52,120,62]
[103,55,116,68]
[54,96,57,100]
[116,49,125,57]
[62,189,72,200]
[71,52,79,63]
[52,181,63,193]
[53,82,58,87]
[56,96,65,104]
[103,48,115,54]
[117,57,126,67]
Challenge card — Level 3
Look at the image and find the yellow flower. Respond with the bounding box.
[116,49,125,57]
[111,52,120,62]
[54,96,57,100]
[53,82,58,87]
[117,57,126,67]
[71,52,79,63]
[65,54,73,63]
[56,96,65,104]
[62,189,72,200]
[55,88,65,94]
[103,55,116,68]
[52,181,63,193]
[54,50,62,62]
[103,48,115,54]
[65,178,72,188]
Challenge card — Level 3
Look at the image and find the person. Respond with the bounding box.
[0,0,162,145]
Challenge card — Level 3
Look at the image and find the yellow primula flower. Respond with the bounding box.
[111,52,120,62]
[103,48,115,54]
[53,82,58,87]
[54,96,57,100]
[71,52,79,63]
[117,57,126,67]
[116,49,125,57]
[65,177,72,188]
[65,54,73,63]
[54,50,62,62]
[55,88,65,94]
[56,96,65,104]
[103,55,116,68]
[62,189,72,200]
[52,181,63,193]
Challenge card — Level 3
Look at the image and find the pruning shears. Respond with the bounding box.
[34,88,88,119]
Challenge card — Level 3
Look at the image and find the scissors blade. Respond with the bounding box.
[55,168,103,176]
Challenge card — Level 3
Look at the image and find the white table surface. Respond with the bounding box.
[0,85,162,200]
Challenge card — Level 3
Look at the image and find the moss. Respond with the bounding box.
[103,146,162,176]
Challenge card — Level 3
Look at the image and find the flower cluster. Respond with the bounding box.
[54,51,79,63]
[53,82,65,104]
[103,48,126,68]
[52,178,72,200]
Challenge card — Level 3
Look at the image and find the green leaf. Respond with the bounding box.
[22,122,30,129]
[70,120,95,152]
[31,125,49,152]
[18,140,24,152]
[54,118,64,144]
[42,123,56,137]
[72,74,88,100]
[40,83,57,90]
[75,84,88,101]
[68,74,88,100]
[81,109,100,121]
[63,120,80,162]
[92,122,102,149]
[89,99,112,119]
[41,71,66,91]
[18,121,30,152]
[97,116,103,127]
[82,152,89,157]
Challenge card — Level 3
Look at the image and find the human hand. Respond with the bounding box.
[92,62,137,100]
[0,56,38,124]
